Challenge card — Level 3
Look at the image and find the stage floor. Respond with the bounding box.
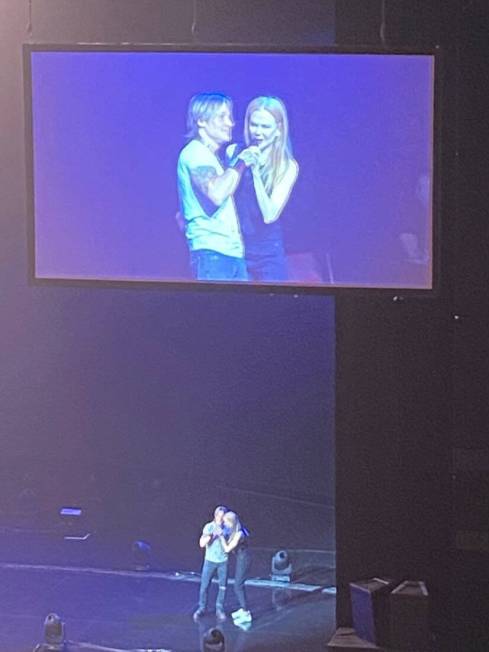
[0,563,336,652]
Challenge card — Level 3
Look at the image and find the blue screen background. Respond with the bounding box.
[30,51,434,287]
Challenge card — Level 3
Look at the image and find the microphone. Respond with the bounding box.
[257,134,279,151]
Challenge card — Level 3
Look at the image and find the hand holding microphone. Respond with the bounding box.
[239,134,279,166]
[237,145,261,168]
[235,134,278,173]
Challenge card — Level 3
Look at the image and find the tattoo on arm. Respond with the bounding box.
[190,165,218,197]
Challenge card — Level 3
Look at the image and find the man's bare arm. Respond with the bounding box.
[199,533,212,548]
[190,165,240,207]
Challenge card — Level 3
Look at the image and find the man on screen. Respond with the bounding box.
[177,92,258,281]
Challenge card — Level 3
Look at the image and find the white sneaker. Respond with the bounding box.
[232,608,245,620]
[235,610,252,623]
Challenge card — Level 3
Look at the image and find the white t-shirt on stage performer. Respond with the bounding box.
[177,139,244,259]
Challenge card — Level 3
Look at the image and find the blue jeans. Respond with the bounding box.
[245,239,288,282]
[190,250,248,282]
[233,548,251,610]
[199,559,228,611]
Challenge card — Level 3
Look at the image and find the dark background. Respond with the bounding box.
[1,1,489,651]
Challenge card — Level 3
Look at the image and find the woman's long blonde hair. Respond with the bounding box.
[224,511,242,539]
[244,96,294,195]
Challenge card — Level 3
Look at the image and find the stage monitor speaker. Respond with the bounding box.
[327,627,382,650]
[349,577,394,646]
[390,580,430,651]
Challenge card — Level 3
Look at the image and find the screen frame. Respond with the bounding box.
[23,42,442,297]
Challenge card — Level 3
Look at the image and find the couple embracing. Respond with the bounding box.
[177,92,299,282]
[193,505,251,626]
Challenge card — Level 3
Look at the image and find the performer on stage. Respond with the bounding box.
[227,96,299,282]
[219,510,252,624]
[193,506,229,623]
[177,92,258,282]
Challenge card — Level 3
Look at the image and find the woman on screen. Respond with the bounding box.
[228,96,299,282]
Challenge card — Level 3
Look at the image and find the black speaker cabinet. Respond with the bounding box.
[390,580,430,651]
[327,627,382,651]
[350,577,394,646]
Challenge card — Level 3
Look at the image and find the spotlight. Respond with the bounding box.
[34,613,66,652]
[202,627,225,652]
[271,549,292,582]
[132,540,152,570]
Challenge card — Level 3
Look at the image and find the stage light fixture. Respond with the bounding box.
[202,627,225,652]
[132,539,152,570]
[271,549,292,582]
[34,613,66,652]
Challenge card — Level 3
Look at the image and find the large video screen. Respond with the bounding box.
[26,47,435,290]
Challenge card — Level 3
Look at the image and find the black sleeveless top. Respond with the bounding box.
[230,144,283,246]
[234,529,249,554]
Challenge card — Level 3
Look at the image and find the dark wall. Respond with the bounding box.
[336,2,489,650]
[447,4,489,650]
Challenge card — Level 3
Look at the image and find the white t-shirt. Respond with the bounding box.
[177,139,244,258]
[202,521,228,563]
